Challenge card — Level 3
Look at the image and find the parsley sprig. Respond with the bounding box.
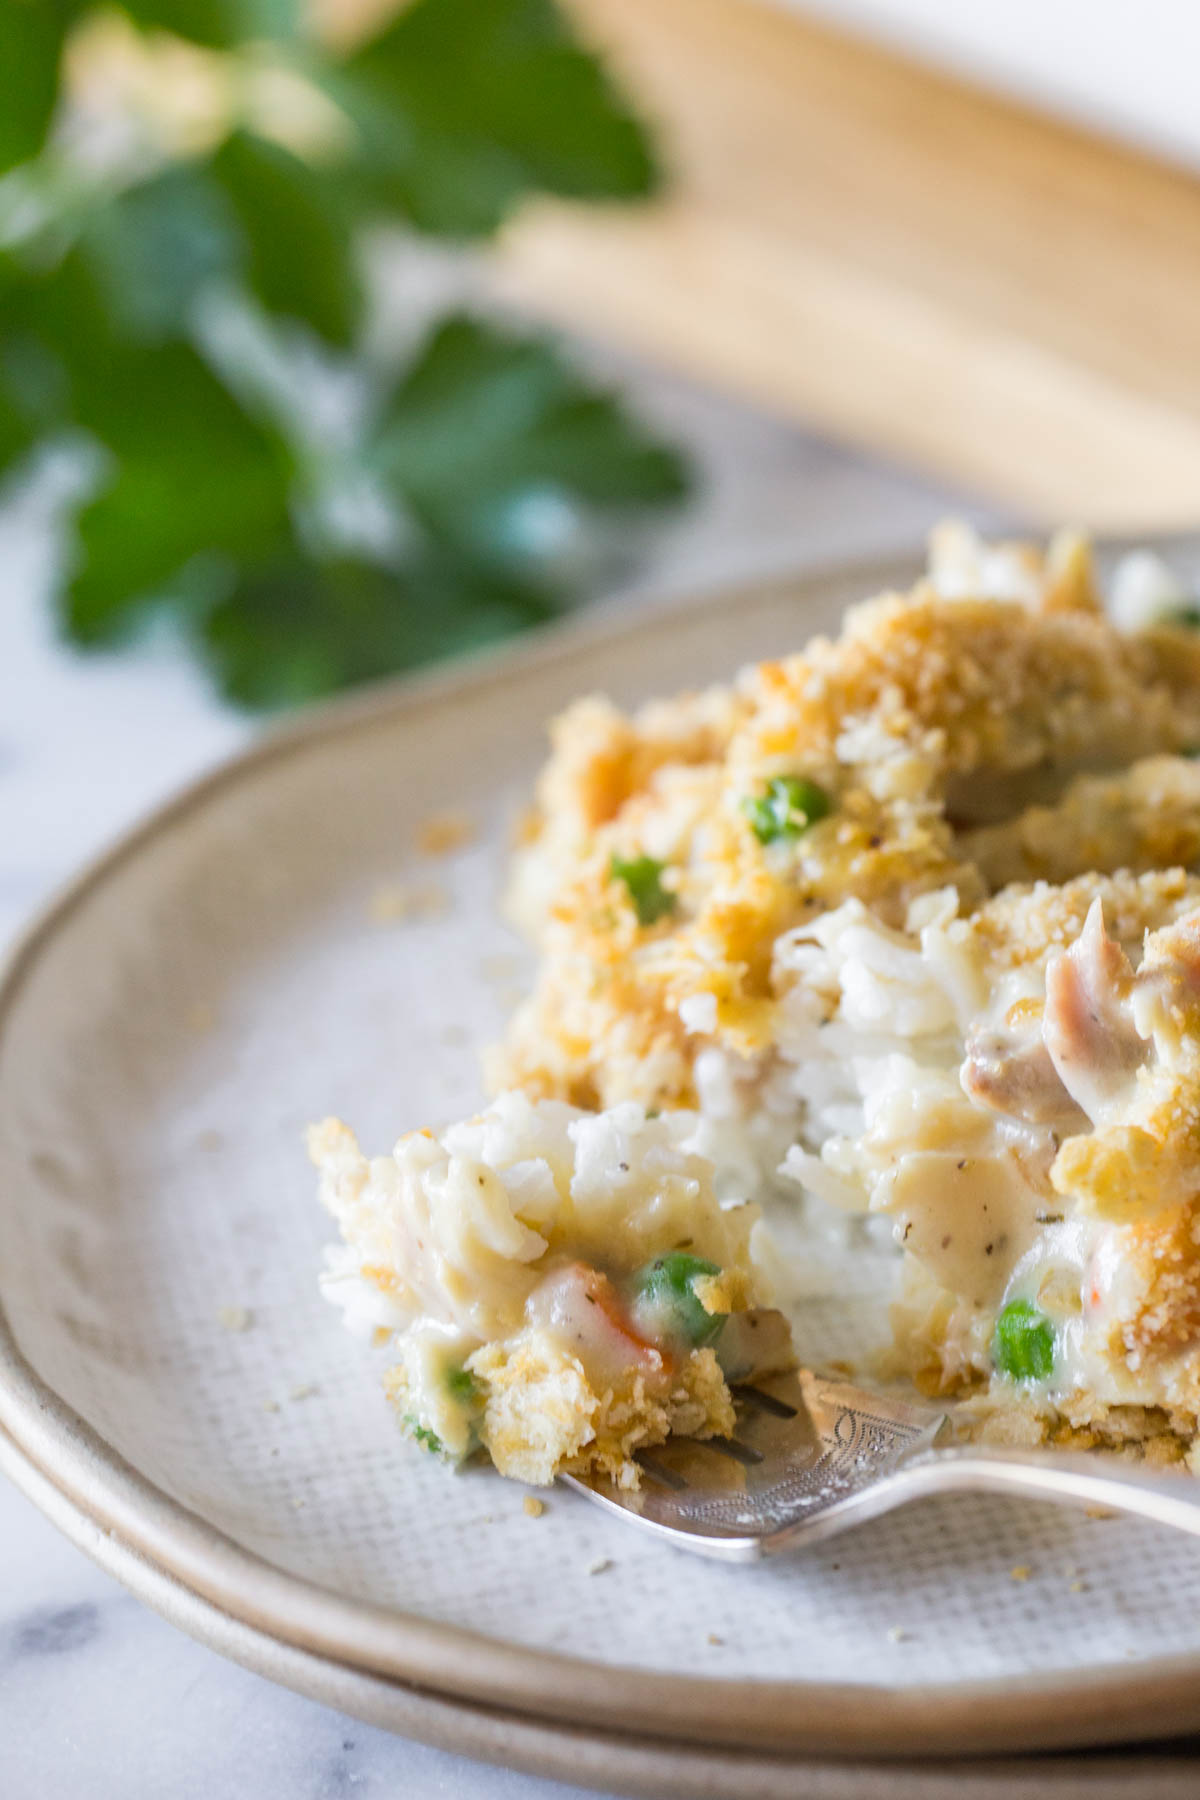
[0,0,690,706]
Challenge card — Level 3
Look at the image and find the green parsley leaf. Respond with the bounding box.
[0,235,74,471]
[120,0,298,49]
[0,383,37,478]
[330,0,659,238]
[81,164,240,345]
[992,1299,1055,1383]
[742,775,832,845]
[0,1,75,175]
[370,314,689,563]
[610,853,677,926]
[0,242,291,642]
[0,338,53,479]
[209,132,364,345]
[80,141,361,348]
[202,552,557,707]
[64,342,294,646]
[3,0,686,711]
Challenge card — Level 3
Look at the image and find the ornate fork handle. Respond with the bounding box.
[895,1444,1200,1538]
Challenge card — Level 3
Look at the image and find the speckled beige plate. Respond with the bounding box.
[6,542,1200,1792]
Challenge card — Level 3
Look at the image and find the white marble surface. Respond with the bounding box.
[0,358,983,1798]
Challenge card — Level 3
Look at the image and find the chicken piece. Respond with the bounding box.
[962,1010,1087,1128]
[523,1260,668,1383]
[1043,900,1146,1124]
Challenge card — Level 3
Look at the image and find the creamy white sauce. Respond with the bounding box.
[877,1148,1049,1308]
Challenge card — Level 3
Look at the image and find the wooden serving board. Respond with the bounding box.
[491,0,1200,529]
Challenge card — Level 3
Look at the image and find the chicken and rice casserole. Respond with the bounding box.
[313,525,1200,1484]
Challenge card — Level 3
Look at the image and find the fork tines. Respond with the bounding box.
[733,1383,800,1420]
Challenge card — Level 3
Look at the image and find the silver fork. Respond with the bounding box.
[562,1332,1200,1561]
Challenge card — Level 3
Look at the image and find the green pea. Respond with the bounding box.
[446,1365,479,1402]
[610,853,677,926]
[741,775,831,845]
[631,1251,726,1347]
[992,1299,1055,1382]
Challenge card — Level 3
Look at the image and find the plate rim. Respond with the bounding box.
[6,1426,1200,1798]
[7,537,1200,1761]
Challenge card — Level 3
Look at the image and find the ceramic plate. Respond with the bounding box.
[7,544,1200,1786]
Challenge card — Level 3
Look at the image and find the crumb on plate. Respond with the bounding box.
[367,881,450,925]
[416,810,475,857]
